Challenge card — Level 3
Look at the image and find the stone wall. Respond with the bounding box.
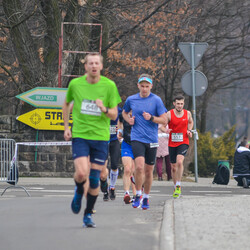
[0,115,74,177]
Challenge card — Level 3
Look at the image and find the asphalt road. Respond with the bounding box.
[0,178,249,250]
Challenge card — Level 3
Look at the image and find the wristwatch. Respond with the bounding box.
[150,115,154,121]
[104,107,109,114]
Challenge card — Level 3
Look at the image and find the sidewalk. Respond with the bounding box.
[161,177,248,250]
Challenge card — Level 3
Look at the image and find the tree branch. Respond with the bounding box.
[0,4,37,30]
[0,62,20,89]
[102,0,173,52]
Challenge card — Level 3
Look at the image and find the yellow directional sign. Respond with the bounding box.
[16,109,72,130]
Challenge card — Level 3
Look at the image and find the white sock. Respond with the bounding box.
[109,169,119,189]
[143,193,149,199]
[124,191,130,195]
[176,181,181,186]
[136,190,142,196]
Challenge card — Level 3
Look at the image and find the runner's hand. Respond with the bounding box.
[128,116,135,125]
[117,132,123,140]
[187,130,193,138]
[64,128,72,141]
[143,111,151,120]
[95,99,105,112]
[165,127,172,134]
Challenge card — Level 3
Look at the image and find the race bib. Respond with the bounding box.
[81,100,101,116]
[171,133,183,142]
[150,143,159,148]
[110,125,117,135]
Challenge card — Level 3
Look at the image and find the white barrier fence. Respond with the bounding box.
[0,139,72,196]
[0,139,16,183]
[0,139,30,196]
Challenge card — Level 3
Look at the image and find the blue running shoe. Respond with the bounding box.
[71,187,83,214]
[141,198,149,210]
[83,213,96,228]
[132,194,142,208]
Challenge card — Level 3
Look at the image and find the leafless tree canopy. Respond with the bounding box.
[0,0,249,135]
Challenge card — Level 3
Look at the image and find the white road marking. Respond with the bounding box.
[190,190,232,193]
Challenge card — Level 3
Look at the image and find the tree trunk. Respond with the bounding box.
[41,0,61,87]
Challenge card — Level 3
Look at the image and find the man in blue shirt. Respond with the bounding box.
[122,74,167,209]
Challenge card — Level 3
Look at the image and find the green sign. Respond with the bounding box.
[16,87,67,109]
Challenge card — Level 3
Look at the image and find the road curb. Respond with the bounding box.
[160,199,174,250]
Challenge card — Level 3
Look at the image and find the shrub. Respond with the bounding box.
[189,126,236,177]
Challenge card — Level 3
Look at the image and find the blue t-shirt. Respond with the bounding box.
[123,93,167,143]
[110,107,122,141]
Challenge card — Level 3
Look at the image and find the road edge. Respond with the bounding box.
[160,199,174,250]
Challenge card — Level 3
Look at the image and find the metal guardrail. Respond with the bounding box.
[0,139,16,183]
[0,139,30,196]
[1,139,72,197]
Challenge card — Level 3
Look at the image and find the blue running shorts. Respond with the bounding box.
[72,138,108,165]
[121,141,134,159]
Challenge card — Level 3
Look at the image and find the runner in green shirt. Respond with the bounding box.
[63,52,121,228]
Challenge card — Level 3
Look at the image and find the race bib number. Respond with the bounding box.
[171,133,183,142]
[150,143,159,148]
[110,125,117,135]
[81,100,101,116]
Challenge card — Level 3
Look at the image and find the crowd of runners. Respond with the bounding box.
[62,52,193,228]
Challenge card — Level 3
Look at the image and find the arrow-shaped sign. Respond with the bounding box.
[29,94,58,102]
[16,109,72,130]
[16,87,67,109]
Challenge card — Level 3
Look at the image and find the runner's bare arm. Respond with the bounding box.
[187,111,193,138]
[62,100,72,141]
[117,119,123,140]
[187,111,193,130]
[122,110,135,125]
[165,111,171,125]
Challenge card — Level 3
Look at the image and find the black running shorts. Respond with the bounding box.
[169,144,189,163]
[131,140,158,165]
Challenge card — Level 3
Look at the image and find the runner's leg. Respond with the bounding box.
[143,164,154,194]
[123,156,133,192]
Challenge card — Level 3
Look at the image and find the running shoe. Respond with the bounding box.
[109,188,116,200]
[173,185,181,198]
[132,194,142,208]
[71,187,83,214]
[141,198,149,210]
[123,193,131,204]
[83,213,96,228]
[131,195,136,203]
[103,192,109,201]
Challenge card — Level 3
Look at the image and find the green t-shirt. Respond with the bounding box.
[66,75,121,141]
